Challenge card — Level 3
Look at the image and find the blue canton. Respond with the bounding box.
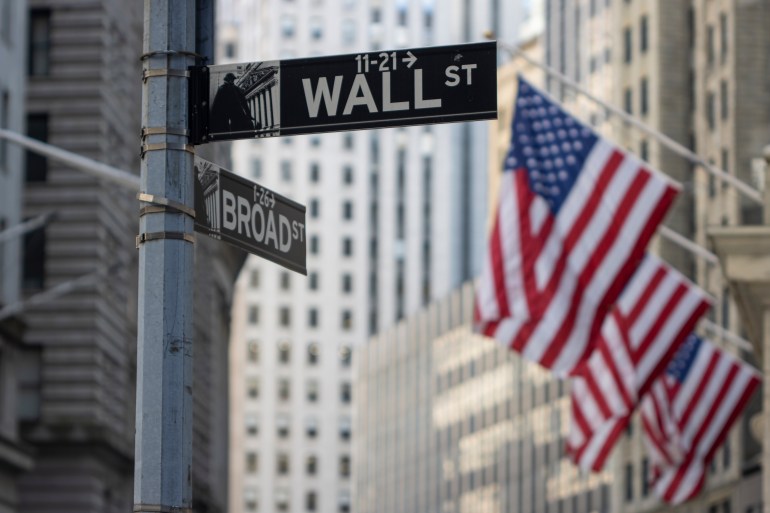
[504,77,599,214]
[666,333,702,383]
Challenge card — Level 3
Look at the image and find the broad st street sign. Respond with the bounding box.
[189,41,497,143]
[194,157,306,274]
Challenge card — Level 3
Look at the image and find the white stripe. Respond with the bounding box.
[617,256,661,314]
[476,251,501,321]
[491,316,525,349]
[529,195,549,237]
[628,270,679,350]
[498,173,530,320]
[671,338,715,421]
[601,318,637,400]
[679,355,732,449]
[571,377,605,432]
[577,417,622,471]
[635,288,706,385]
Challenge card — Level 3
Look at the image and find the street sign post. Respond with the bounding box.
[194,157,307,274]
[189,41,497,143]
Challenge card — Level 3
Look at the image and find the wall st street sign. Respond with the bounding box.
[194,157,306,274]
[189,41,497,143]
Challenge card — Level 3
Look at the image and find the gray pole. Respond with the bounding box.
[134,1,196,513]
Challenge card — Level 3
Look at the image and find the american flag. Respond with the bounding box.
[566,254,712,471]
[475,77,679,376]
[641,334,761,504]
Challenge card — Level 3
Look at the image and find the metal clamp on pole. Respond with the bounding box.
[142,68,190,82]
[141,127,189,139]
[137,192,196,219]
[133,504,193,513]
[135,231,195,249]
[139,49,206,62]
[140,142,195,158]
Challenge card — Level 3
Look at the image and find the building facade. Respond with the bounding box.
[0,1,34,512]
[226,1,524,513]
[12,2,243,512]
[540,1,767,511]
[354,283,611,513]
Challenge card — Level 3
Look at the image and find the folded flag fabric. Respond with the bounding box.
[567,254,711,471]
[641,334,761,504]
[475,76,679,376]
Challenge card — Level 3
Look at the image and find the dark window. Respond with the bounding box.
[306,455,318,475]
[342,201,353,220]
[719,13,728,62]
[248,305,259,324]
[339,455,350,477]
[28,10,51,76]
[342,274,352,293]
[0,90,8,170]
[310,199,320,218]
[339,346,351,367]
[277,453,290,474]
[723,435,731,469]
[25,113,48,182]
[625,463,634,501]
[250,269,260,288]
[307,343,319,364]
[640,77,648,116]
[340,382,351,403]
[707,91,716,130]
[225,42,236,58]
[720,80,728,120]
[279,307,291,327]
[343,133,353,150]
[246,452,258,473]
[707,25,715,65]
[310,235,319,254]
[342,237,352,256]
[306,491,317,511]
[341,310,352,330]
[343,165,353,184]
[281,160,292,181]
[309,271,319,290]
[308,308,318,327]
[310,162,320,182]
[23,226,46,289]
[280,271,291,290]
[640,139,649,161]
[623,27,632,63]
[640,15,648,53]
[278,342,290,363]
[624,88,633,114]
[641,458,649,496]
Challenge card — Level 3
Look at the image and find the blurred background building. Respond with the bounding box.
[0,0,34,511]
[225,1,521,512]
[0,1,244,512]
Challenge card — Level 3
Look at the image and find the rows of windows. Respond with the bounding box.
[246,302,355,330]
[249,269,355,295]
[243,486,351,513]
[244,451,350,478]
[242,411,352,440]
[246,340,351,367]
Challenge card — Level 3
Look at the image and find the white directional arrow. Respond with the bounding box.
[402,51,417,68]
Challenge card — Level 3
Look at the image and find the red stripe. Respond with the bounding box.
[510,151,625,354]
[625,266,667,326]
[582,353,613,419]
[489,202,511,319]
[701,373,760,462]
[630,283,688,362]
[538,162,651,368]
[596,328,634,410]
[568,398,593,463]
[661,463,704,504]
[591,416,631,471]
[677,352,720,430]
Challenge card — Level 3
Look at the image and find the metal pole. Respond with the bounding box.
[134,2,196,513]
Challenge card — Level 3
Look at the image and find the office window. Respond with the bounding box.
[25,113,48,181]
[248,305,260,324]
[623,27,632,63]
[641,458,649,496]
[310,235,319,255]
[247,340,260,362]
[723,435,731,469]
[252,158,262,179]
[624,88,633,114]
[340,382,351,403]
[28,10,51,76]
[640,15,648,53]
[342,201,353,220]
[310,162,320,182]
[342,237,353,256]
[339,455,351,477]
[306,491,318,511]
[707,91,716,130]
[281,15,296,37]
[371,7,381,23]
[277,414,290,438]
[306,455,318,475]
[247,377,260,399]
[278,341,290,363]
[343,165,353,184]
[308,308,318,327]
[720,80,728,120]
[23,225,46,289]
[339,416,351,440]
[245,413,259,436]
[244,488,258,511]
[307,343,319,364]
[310,136,321,147]
[343,133,353,150]
[310,198,320,218]
[306,380,319,402]
[0,0,10,43]
[280,271,291,290]
[719,13,728,62]
[310,17,322,40]
[308,271,319,290]
[281,160,292,181]
[278,378,290,401]
[625,463,634,501]
[277,453,290,474]
[279,307,291,327]
[707,25,715,65]
[250,269,260,288]
[339,346,351,367]
[276,489,289,512]
[341,310,352,330]
[640,77,648,116]
[640,139,649,161]
[305,416,318,438]
[246,452,258,473]
[341,274,352,293]
[338,491,351,513]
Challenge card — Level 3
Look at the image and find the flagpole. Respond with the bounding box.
[491,37,763,206]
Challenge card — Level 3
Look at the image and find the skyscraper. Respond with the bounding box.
[226,1,522,512]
